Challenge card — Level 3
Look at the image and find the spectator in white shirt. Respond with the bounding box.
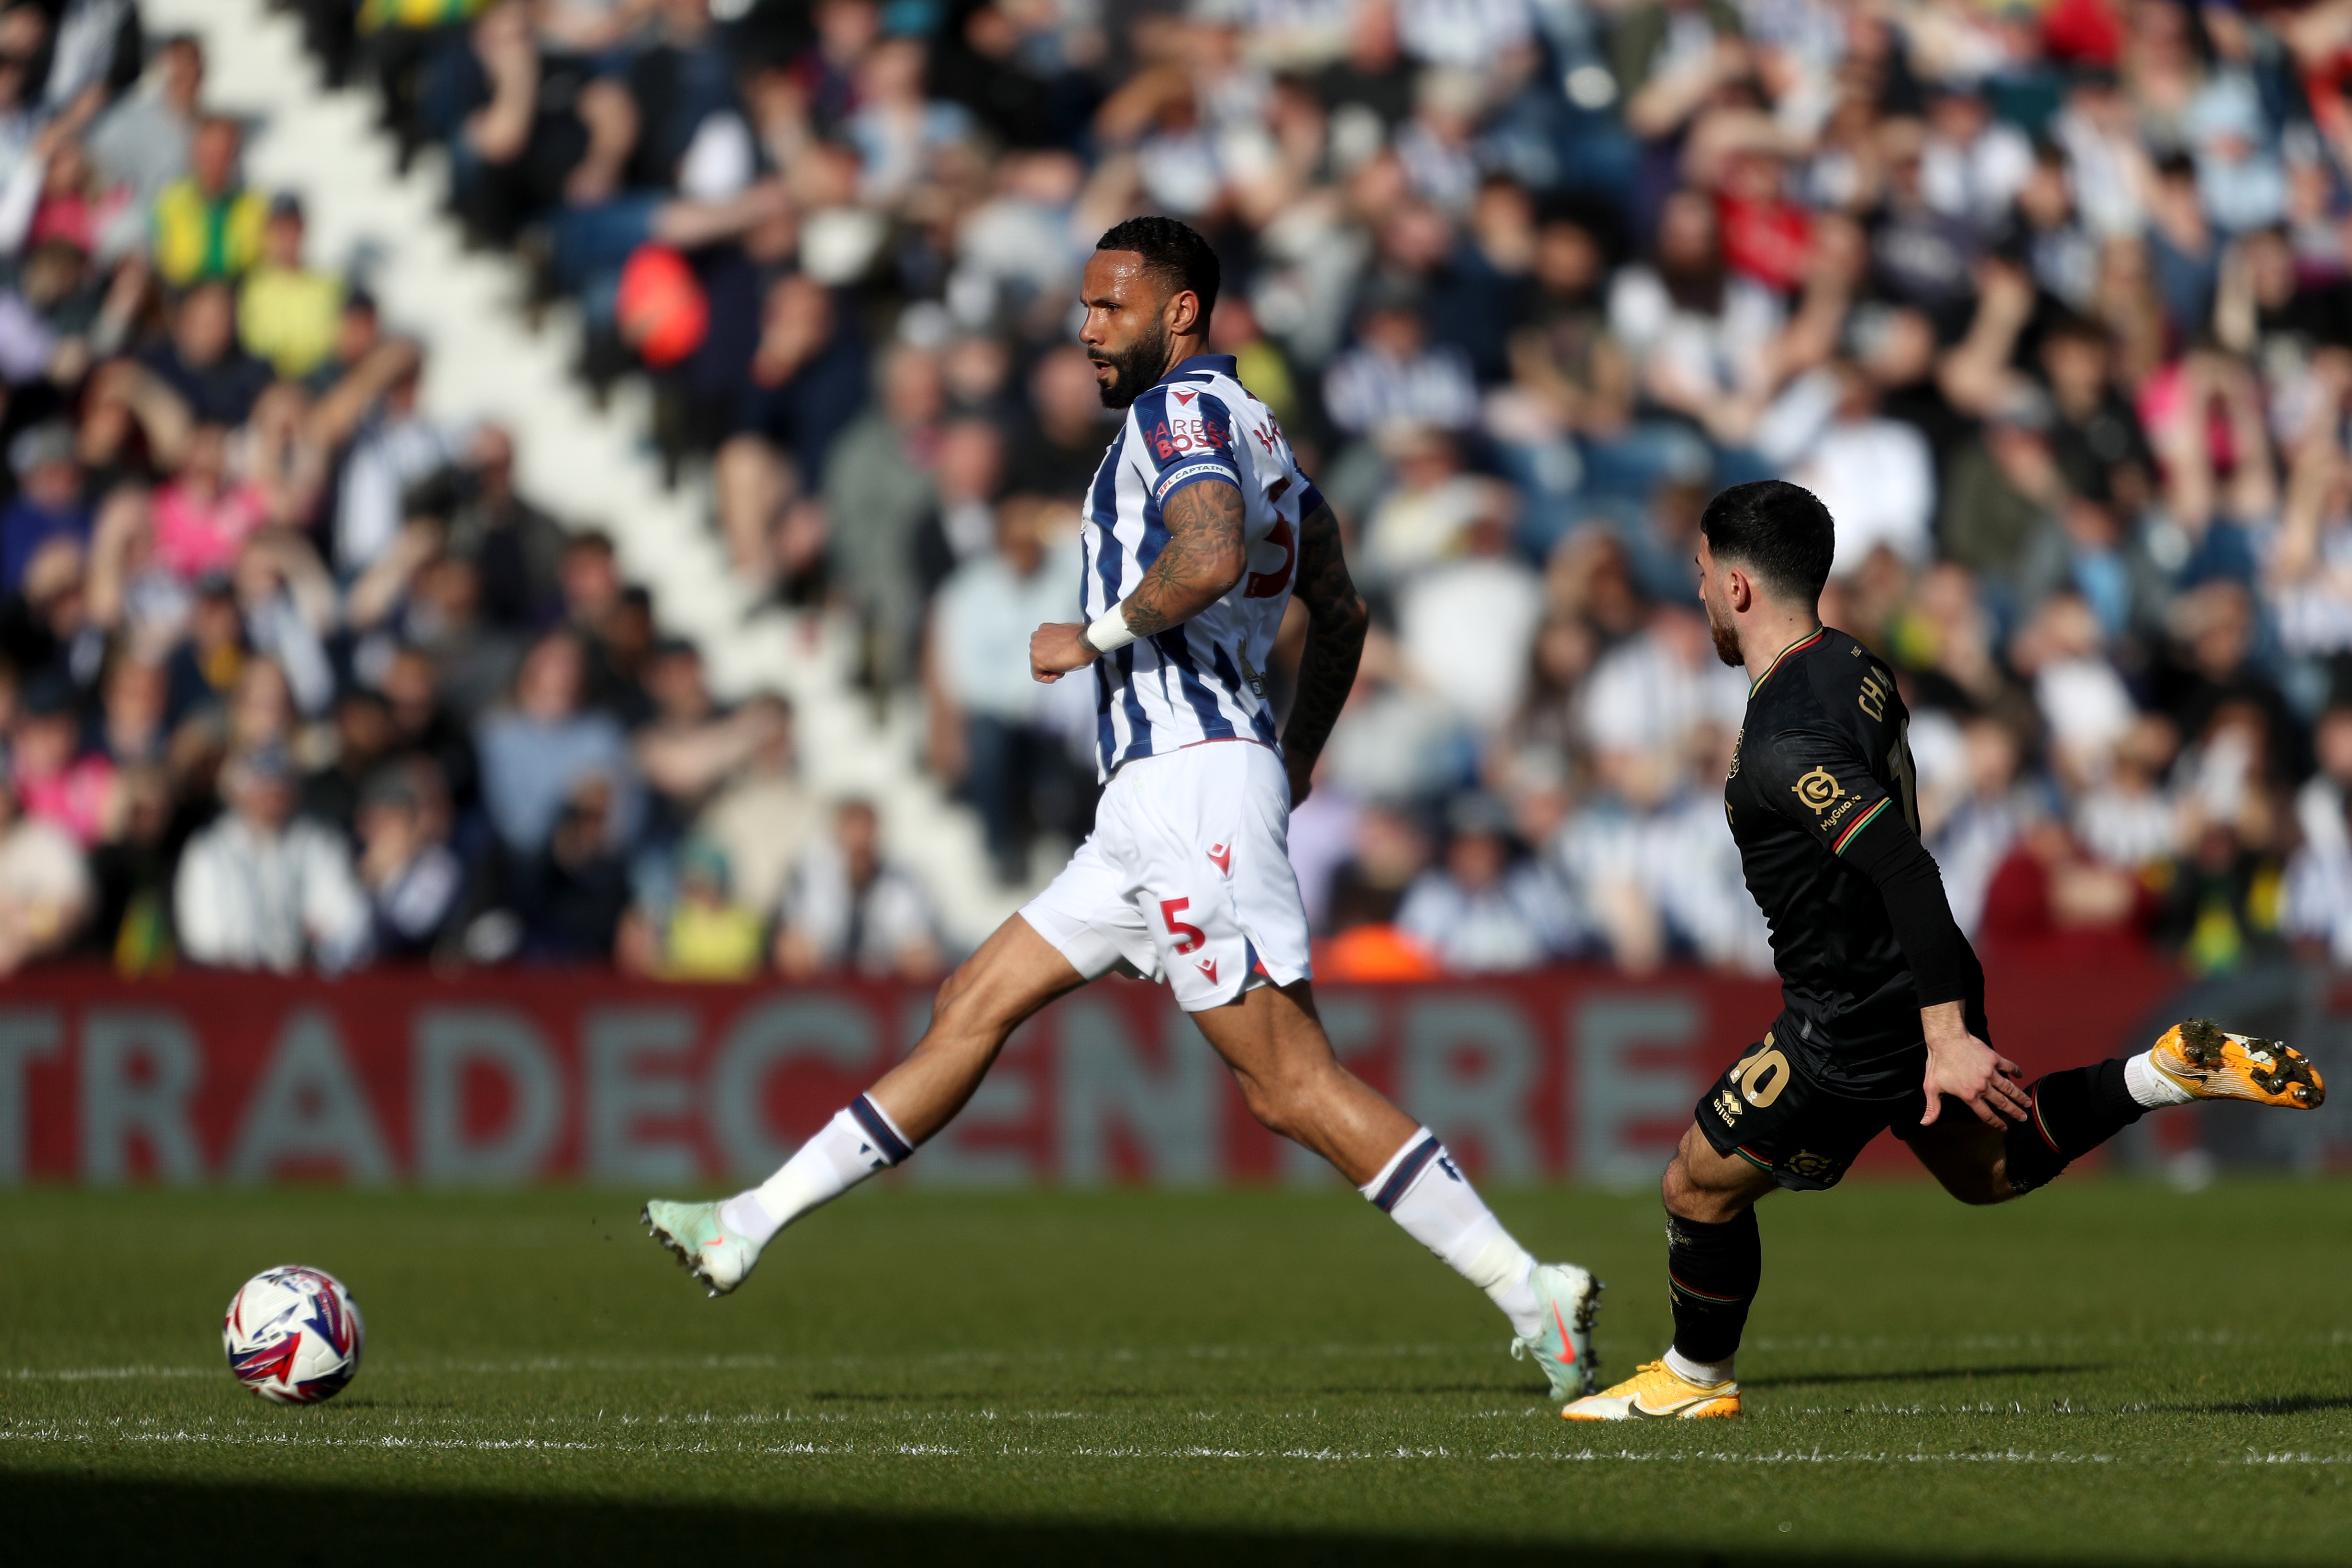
[1552,725,1769,974]
[354,761,467,962]
[476,630,644,856]
[1776,360,1935,577]
[695,695,823,920]
[1606,188,1785,447]
[2011,591,2139,789]
[2295,707,2352,860]
[1357,425,1491,586]
[175,746,372,973]
[1578,601,1746,782]
[927,497,1093,883]
[2287,793,2352,967]
[1397,502,1546,732]
[86,33,201,213]
[1322,287,1480,439]
[1930,717,2032,937]
[2263,429,2352,665]
[1920,84,2034,231]
[0,777,89,974]
[334,357,460,577]
[1397,793,1578,971]
[774,798,944,981]
[1396,0,1534,70]
[2075,713,2183,871]
[1321,627,1473,803]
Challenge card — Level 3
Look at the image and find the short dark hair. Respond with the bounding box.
[1094,215,1219,324]
[1701,480,1835,603]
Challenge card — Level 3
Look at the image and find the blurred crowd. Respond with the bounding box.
[10,0,2352,987]
[0,1,951,982]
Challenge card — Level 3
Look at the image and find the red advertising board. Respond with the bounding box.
[0,958,2221,1187]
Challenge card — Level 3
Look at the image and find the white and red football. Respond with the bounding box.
[222,1265,365,1405]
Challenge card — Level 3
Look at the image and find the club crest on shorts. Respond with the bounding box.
[1207,842,1231,875]
[1783,1149,1838,1183]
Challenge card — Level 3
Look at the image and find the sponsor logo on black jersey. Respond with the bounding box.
[1791,765,1845,814]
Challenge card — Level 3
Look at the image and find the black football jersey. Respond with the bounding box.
[1724,626,1984,1092]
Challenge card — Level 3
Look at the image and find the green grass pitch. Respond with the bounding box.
[4,1178,2349,1566]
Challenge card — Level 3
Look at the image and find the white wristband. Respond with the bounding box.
[1083,603,1137,654]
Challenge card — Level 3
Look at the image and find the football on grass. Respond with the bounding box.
[222,1265,364,1404]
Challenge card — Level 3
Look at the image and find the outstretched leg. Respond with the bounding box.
[1912,1020,2327,1204]
[1189,979,1602,1401]
[643,915,1086,1295]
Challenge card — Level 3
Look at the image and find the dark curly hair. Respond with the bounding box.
[1094,215,1220,325]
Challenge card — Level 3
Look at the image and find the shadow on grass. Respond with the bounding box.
[1745,1364,2108,1391]
[0,1471,2164,1568]
[2155,1394,2352,1416]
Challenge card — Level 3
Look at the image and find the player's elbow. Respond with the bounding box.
[1201,544,1248,597]
[1309,588,1369,642]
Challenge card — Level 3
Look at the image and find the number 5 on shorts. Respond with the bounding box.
[1159,897,1206,955]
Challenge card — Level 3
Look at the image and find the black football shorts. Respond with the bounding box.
[1692,1031,1932,1191]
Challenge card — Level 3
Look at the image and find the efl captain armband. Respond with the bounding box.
[1082,602,1137,654]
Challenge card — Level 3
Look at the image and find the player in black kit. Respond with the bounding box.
[1563,480,2326,1422]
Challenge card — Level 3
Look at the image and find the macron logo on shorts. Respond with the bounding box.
[1207,842,1231,875]
[1197,957,1219,983]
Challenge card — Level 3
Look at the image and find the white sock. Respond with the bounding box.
[1359,1129,1543,1339]
[2124,1050,2195,1109]
[719,1096,913,1247]
[1665,1346,1734,1386]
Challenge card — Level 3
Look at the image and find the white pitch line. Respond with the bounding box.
[6,1365,217,1382]
[3,1344,1492,1383]
[3,1423,2347,1468]
[15,1327,2349,1385]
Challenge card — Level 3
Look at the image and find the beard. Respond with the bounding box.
[1091,319,1172,409]
[1705,596,1743,666]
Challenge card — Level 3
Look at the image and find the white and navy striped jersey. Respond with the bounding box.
[1081,353,1318,782]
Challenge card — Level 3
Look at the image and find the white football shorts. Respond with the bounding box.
[1019,739,1313,1011]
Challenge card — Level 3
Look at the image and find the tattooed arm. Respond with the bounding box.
[1277,499,1367,806]
[1031,479,1248,681]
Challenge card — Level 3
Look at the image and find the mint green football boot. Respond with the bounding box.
[1510,1262,1602,1402]
[641,1199,762,1298]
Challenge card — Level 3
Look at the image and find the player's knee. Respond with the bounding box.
[1662,1150,1762,1224]
[1236,1057,1344,1142]
[1930,1155,2017,1206]
[930,964,971,1020]
[1659,1158,1689,1213]
[1236,1070,1308,1140]
[1239,1090,1296,1141]
[923,959,1022,1053]
[925,965,982,1034]
[1944,1175,2009,1206]
[1660,1155,1719,1222]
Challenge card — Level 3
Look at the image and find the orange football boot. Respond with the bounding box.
[1561,1359,1740,1421]
[2147,1020,2325,1109]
